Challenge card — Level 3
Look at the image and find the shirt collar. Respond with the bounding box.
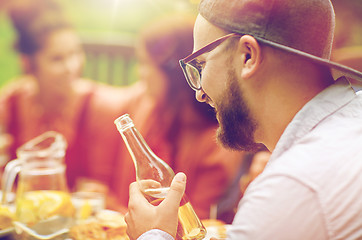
[270,77,356,162]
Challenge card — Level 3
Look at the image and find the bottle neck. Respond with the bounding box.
[115,114,175,189]
[120,125,156,164]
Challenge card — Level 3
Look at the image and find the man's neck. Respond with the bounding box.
[255,64,334,151]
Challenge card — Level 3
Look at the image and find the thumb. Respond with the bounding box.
[162,172,187,208]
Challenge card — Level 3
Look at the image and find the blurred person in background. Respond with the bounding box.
[239,150,271,195]
[83,14,246,219]
[0,0,98,188]
[330,0,362,91]
[215,147,270,224]
[331,0,362,50]
[332,46,362,91]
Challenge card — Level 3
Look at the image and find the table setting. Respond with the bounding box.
[0,193,229,240]
[0,131,127,240]
[0,182,128,240]
[0,130,230,240]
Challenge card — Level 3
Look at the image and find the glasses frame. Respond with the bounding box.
[179,33,242,91]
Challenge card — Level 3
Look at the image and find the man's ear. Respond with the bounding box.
[237,35,262,79]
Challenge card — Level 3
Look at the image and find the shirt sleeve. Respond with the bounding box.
[137,229,174,240]
[228,174,328,240]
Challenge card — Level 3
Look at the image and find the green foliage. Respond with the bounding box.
[0,0,197,88]
[0,13,19,87]
[61,0,197,34]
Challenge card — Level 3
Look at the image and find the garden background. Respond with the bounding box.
[0,0,361,88]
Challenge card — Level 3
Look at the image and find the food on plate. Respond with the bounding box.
[201,218,225,227]
[95,209,126,228]
[0,205,15,229]
[69,210,128,240]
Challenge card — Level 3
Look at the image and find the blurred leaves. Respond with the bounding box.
[1,0,361,87]
[0,0,198,87]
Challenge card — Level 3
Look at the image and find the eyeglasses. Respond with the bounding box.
[179,33,242,91]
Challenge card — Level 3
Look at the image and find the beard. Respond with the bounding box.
[215,68,260,152]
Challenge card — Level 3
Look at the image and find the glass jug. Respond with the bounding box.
[1,131,75,239]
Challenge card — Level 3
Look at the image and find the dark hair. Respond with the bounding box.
[138,14,195,96]
[8,0,72,55]
[138,13,217,124]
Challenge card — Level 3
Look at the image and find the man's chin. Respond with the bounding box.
[216,129,239,151]
[215,124,237,150]
[215,124,261,152]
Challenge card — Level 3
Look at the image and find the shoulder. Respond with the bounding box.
[257,131,362,237]
[0,75,36,98]
[83,82,146,131]
[231,173,327,239]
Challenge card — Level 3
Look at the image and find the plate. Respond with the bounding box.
[0,227,14,237]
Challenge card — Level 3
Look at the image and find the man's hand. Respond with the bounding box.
[125,172,187,240]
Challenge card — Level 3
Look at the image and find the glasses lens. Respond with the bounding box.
[185,64,201,89]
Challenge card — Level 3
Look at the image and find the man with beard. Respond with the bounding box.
[124,0,362,239]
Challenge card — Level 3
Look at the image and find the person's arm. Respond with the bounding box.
[125,173,187,240]
[0,88,14,168]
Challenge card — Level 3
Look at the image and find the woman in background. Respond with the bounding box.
[84,14,245,219]
[0,0,97,187]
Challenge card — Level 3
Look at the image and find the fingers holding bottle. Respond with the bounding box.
[125,173,187,240]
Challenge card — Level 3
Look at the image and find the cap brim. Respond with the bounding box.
[254,37,362,83]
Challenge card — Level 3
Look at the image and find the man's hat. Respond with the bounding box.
[199,0,362,82]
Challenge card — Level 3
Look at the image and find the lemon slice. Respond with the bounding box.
[78,200,92,220]
[38,191,73,219]
[16,197,37,224]
[0,205,15,229]
[17,190,75,225]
